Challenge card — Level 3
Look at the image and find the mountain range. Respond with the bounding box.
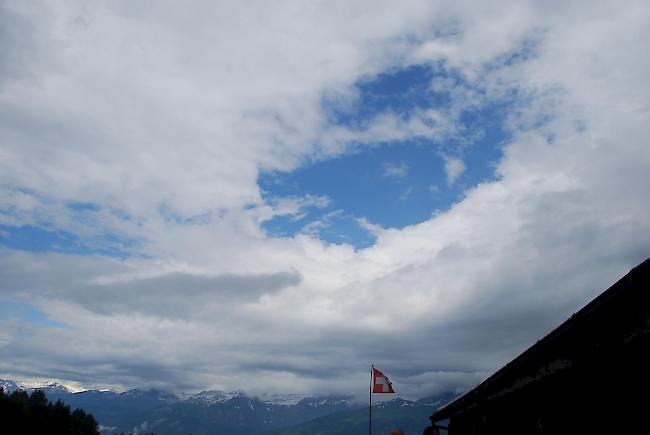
[0,379,453,435]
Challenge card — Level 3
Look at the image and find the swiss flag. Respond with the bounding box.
[372,368,395,393]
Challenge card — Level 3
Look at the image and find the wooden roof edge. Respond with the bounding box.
[430,257,650,423]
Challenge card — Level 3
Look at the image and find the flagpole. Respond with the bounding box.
[369,364,373,435]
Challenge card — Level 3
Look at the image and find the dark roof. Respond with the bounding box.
[430,257,650,422]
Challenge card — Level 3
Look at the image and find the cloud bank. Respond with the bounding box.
[1,0,649,399]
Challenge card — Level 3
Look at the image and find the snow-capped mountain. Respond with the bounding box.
[187,388,248,405]
[121,388,178,403]
[0,379,356,434]
[0,379,71,396]
[274,397,448,435]
[0,379,20,394]
[262,393,306,406]
[1,378,452,435]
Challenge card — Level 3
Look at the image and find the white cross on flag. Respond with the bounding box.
[372,368,395,393]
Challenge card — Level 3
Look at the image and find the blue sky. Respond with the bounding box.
[0,224,131,257]
[0,63,514,252]
[0,299,64,328]
[259,64,511,247]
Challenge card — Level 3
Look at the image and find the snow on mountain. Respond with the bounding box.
[1,378,451,435]
[0,379,71,395]
[187,389,249,405]
[373,397,418,408]
[0,379,20,393]
[121,388,178,403]
[263,393,306,406]
[38,382,72,394]
[298,396,353,408]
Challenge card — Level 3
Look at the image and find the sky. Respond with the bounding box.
[1,0,649,400]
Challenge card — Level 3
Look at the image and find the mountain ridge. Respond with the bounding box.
[0,378,453,434]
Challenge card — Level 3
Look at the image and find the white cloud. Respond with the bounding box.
[357,217,384,236]
[383,161,410,178]
[258,194,331,223]
[0,0,649,400]
[300,209,345,238]
[443,156,466,185]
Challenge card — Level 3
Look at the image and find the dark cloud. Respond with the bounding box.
[0,250,300,317]
[75,271,301,316]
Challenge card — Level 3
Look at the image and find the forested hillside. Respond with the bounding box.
[0,387,99,435]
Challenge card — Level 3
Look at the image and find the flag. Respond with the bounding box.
[372,368,395,393]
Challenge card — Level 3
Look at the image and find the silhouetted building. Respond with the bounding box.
[430,258,650,434]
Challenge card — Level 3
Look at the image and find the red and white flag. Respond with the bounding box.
[372,368,395,394]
